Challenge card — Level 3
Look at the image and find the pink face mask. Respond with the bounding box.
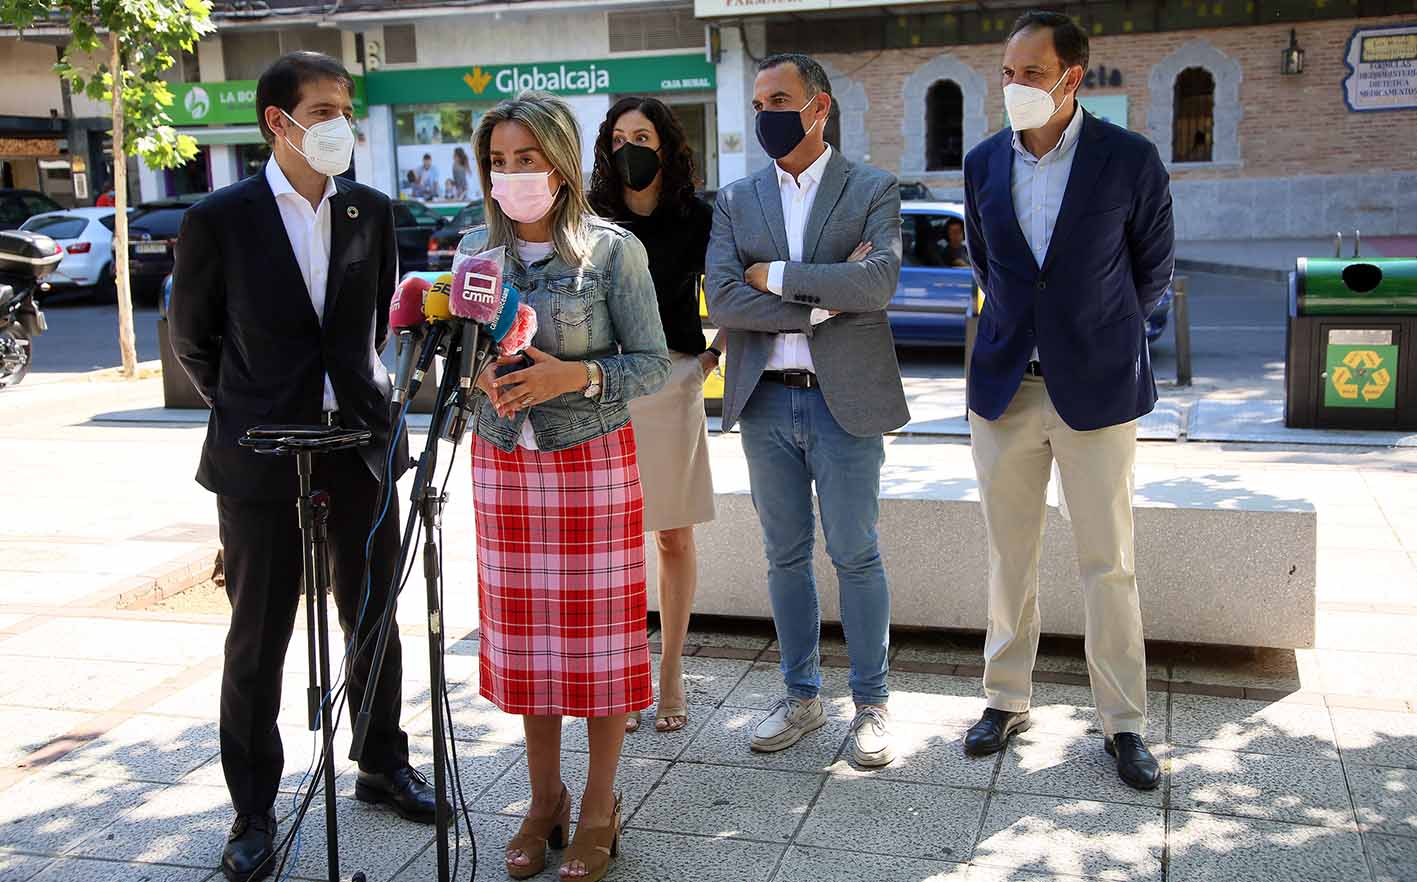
[490,171,559,224]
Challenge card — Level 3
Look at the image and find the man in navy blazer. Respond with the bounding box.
[960,11,1175,791]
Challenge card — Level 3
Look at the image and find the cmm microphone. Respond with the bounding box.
[389,275,433,406]
[449,247,522,391]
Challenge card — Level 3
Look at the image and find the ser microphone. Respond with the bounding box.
[389,275,433,406]
[402,273,454,405]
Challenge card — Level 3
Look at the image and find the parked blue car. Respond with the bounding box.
[889,201,1171,347]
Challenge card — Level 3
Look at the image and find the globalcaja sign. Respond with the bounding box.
[364,54,716,106]
[166,77,368,126]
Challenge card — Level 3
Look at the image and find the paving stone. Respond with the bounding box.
[892,634,983,666]
[415,695,529,745]
[630,763,820,843]
[1367,831,1417,882]
[797,777,986,862]
[685,705,849,774]
[682,626,773,651]
[974,793,1164,882]
[658,655,755,707]
[21,858,212,882]
[0,657,186,713]
[1331,706,1417,769]
[0,619,226,667]
[46,716,220,785]
[774,848,1083,882]
[0,707,92,767]
[1024,683,1167,744]
[476,754,668,822]
[560,704,716,762]
[283,796,432,881]
[1170,695,1338,758]
[827,722,998,789]
[997,730,1166,808]
[1168,646,1307,691]
[390,818,528,882]
[0,851,53,882]
[721,663,854,718]
[1166,811,1369,882]
[1347,762,1417,837]
[70,782,250,866]
[1169,747,1355,828]
[877,671,988,728]
[0,773,163,854]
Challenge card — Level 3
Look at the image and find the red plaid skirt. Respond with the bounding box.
[472,424,652,717]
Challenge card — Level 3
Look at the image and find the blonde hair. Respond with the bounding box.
[474,91,591,265]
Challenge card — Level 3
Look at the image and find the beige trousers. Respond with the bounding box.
[968,376,1147,737]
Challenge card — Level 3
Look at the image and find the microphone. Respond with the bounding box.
[450,248,521,391]
[401,273,454,405]
[389,275,432,406]
[499,303,539,356]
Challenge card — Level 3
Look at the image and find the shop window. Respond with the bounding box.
[222,29,342,80]
[165,147,211,197]
[394,104,483,205]
[236,143,272,181]
[1172,67,1215,163]
[384,25,417,65]
[925,80,964,171]
[609,9,702,52]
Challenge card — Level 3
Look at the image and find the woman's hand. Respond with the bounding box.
[491,346,587,415]
[696,349,719,377]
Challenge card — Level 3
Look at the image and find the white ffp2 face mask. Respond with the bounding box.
[281,110,355,177]
[1003,71,1069,132]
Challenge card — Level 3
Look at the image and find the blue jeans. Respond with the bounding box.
[738,381,890,707]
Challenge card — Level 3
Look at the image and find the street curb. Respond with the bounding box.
[1176,258,1288,283]
[114,544,222,610]
[55,359,164,384]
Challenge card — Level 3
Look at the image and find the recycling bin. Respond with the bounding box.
[1285,257,1417,430]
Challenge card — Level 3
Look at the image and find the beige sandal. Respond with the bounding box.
[625,710,641,733]
[655,704,688,733]
[559,793,622,882]
[505,784,570,880]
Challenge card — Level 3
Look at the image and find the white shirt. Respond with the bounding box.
[1010,106,1084,361]
[513,239,556,450]
[265,159,339,412]
[763,145,834,372]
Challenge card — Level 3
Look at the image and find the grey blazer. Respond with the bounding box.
[705,150,909,437]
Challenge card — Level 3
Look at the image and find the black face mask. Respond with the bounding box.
[755,96,821,160]
[613,142,661,192]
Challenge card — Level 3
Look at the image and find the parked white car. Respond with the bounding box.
[19,208,119,300]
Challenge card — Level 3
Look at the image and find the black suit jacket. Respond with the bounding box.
[169,170,410,499]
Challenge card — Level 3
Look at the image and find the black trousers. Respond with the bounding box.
[216,450,409,816]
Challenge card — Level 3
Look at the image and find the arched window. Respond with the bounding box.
[1173,67,1215,163]
[925,80,964,171]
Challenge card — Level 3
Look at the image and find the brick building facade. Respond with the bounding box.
[707,5,1417,242]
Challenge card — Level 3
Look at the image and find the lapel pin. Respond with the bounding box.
[347,206,359,219]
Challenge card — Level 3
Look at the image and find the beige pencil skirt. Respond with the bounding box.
[628,351,717,533]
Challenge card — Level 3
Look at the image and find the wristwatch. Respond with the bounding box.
[582,361,603,399]
[706,346,723,359]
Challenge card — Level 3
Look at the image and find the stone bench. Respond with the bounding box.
[648,436,1317,650]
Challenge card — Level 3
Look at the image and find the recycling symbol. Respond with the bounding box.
[1331,349,1392,402]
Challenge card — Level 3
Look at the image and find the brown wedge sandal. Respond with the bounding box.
[505,783,571,880]
[558,793,623,882]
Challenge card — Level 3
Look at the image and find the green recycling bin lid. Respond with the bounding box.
[1297,258,1417,315]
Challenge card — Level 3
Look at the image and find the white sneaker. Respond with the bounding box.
[751,697,827,753]
[851,705,895,768]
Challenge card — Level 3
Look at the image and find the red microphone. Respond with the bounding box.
[499,303,538,356]
[390,275,432,405]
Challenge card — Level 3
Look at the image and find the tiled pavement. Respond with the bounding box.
[3,379,1416,881]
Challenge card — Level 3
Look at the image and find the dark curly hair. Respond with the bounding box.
[588,96,699,219]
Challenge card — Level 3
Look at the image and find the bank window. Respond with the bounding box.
[926,80,964,171]
[1173,67,1215,163]
[394,104,483,204]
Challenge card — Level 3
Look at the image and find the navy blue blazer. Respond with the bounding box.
[964,110,1175,431]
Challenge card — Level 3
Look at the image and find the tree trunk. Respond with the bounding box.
[111,33,137,379]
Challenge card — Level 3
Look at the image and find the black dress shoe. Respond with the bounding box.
[355,764,439,824]
[963,708,1031,757]
[222,811,276,882]
[1106,732,1162,791]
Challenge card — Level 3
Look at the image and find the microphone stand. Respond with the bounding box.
[239,424,374,882]
[352,322,475,882]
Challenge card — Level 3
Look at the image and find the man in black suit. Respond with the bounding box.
[170,52,433,882]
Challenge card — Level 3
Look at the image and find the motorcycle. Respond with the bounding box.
[0,230,63,388]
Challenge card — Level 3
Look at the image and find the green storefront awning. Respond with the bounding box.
[167,77,368,126]
[365,53,716,105]
[187,125,266,146]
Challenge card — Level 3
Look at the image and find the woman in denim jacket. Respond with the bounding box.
[463,92,669,882]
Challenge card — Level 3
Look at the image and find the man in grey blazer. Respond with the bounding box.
[706,53,909,768]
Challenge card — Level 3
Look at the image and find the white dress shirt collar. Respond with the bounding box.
[1011,103,1086,165]
[265,156,337,209]
[775,143,833,191]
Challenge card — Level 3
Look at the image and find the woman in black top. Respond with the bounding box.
[589,96,720,735]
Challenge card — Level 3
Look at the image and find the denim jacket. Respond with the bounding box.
[458,218,671,453]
